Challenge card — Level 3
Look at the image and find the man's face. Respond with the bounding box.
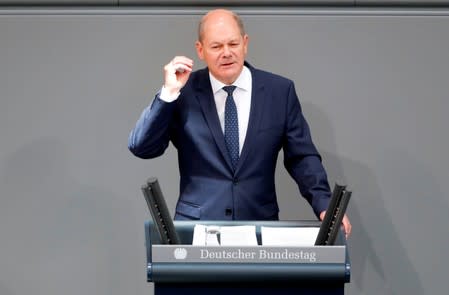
[196,14,248,85]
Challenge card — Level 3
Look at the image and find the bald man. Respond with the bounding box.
[129,9,351,238]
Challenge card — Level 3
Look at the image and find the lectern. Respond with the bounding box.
[145,220,350,295]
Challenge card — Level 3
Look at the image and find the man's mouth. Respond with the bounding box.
[221,62,234,68]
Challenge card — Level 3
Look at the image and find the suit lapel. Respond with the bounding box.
[235,66,266,175]
[194,70,234,171]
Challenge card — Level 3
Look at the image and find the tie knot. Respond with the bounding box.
[223,85,237,96]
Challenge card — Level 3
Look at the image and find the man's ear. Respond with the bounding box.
[243,34,249,56]
[195,41,204,60]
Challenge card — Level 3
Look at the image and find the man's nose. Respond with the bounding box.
[222,45,231,56]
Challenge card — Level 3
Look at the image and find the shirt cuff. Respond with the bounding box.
[159,86,180,102]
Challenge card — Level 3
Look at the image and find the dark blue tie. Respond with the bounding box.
[223,86,239,170]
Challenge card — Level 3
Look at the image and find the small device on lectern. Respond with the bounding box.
[141,177,180,244]
[315,183,352,246]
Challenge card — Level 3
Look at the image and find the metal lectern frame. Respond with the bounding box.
[144,220,350,295]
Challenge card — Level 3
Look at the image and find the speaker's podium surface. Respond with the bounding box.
[145,220,350,295]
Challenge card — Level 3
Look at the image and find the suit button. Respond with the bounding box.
[233,178,238,185]
[225,208,233,216]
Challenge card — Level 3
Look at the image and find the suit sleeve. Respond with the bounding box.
[128,94,177,159]
[282,82,331,217]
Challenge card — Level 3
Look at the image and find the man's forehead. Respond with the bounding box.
[204,34,242,44]
[201,22,243,43]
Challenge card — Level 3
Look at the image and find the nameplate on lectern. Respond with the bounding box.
[152,245,345,264]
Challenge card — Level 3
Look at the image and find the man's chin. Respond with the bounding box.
[220,68,242,81]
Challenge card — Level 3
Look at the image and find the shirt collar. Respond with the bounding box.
[209,66,251,94]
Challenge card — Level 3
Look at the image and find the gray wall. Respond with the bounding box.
[1,7,448,295]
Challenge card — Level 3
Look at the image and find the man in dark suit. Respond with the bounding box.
[129,9,351,237]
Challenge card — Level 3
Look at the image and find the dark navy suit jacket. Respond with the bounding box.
[129,62,331,220]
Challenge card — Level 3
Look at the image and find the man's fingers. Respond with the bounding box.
[342,215,352,238]
[170,56,193,73]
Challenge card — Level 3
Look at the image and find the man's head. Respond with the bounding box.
[195,9,249,85]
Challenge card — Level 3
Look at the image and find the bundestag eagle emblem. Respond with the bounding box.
[174,248,188,260]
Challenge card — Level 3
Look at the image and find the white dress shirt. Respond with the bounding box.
[160,66,252,155]
[208,66,252,155]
